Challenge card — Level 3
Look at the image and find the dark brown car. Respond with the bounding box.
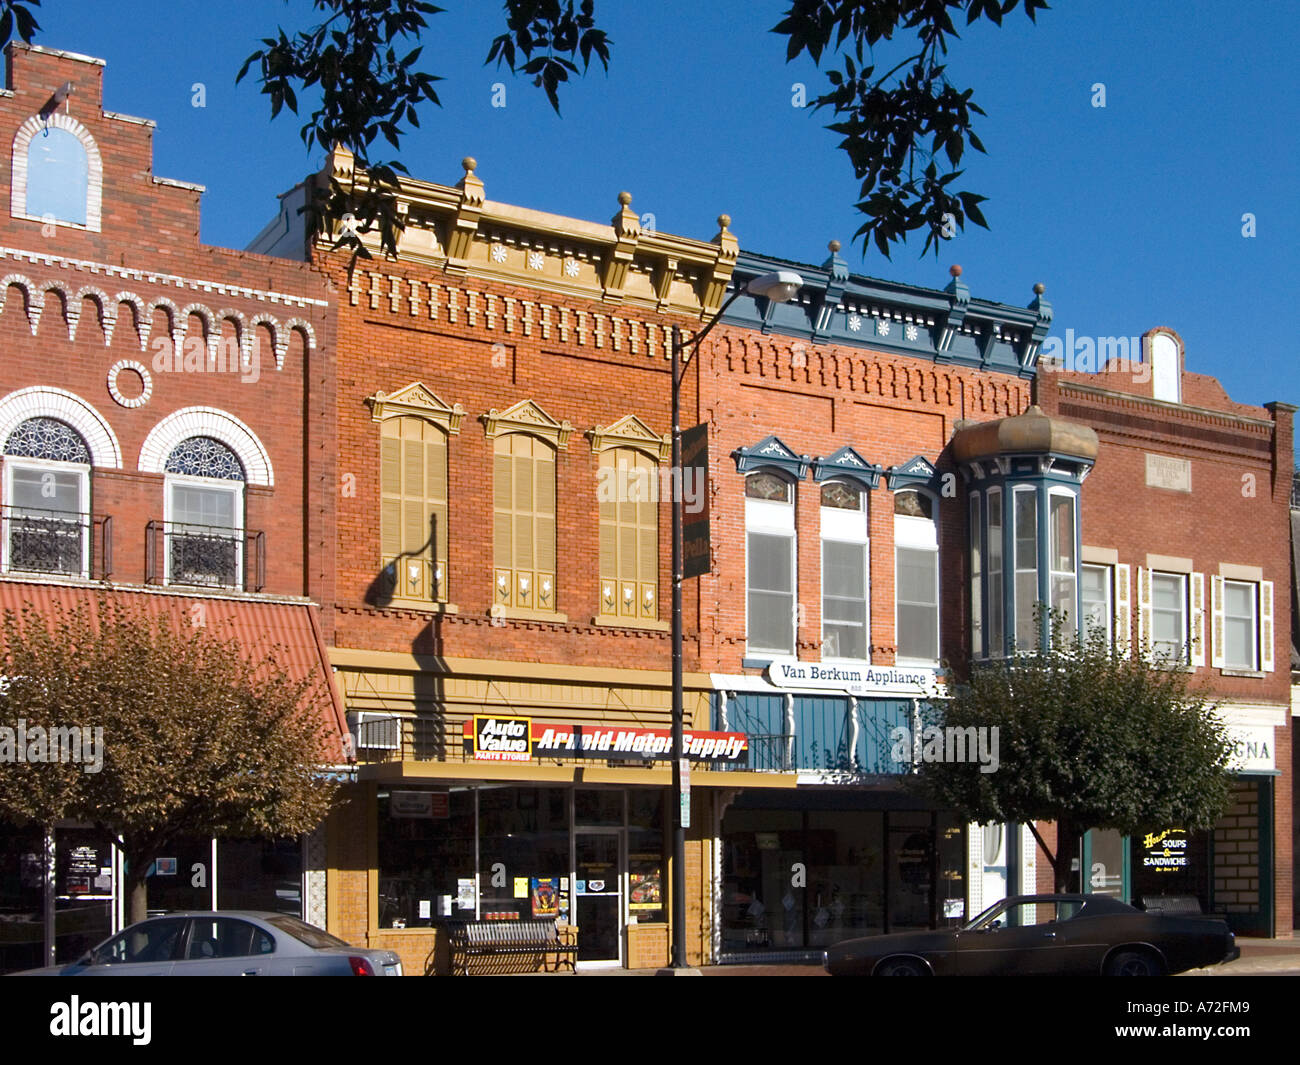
[823,894,1238,976]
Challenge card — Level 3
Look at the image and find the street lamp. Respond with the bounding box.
[664,269,803,972]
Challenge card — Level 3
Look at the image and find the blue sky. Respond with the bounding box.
[27,1,1299,412]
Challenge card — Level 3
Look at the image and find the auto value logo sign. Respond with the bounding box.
[462,718,748,764]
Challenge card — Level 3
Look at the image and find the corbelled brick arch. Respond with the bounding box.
[0,385,121,467]
[10,111,104,232]
[138,406,273,486]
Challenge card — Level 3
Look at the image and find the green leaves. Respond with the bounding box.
[486,0,613,115]
[774,0,1049,258]
[0,1,41,50]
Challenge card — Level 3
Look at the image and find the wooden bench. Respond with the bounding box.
[447,919,577,976]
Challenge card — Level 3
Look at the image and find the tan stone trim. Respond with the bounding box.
[383,598,459,615]
[490,605,569,624]
[328,644,711,689]
[1146,553,1193,574]
[1219,562,1264,582]
[593,615,670,632]
[588,414,671,461]
[1081,546,1118,565]
[482,398,572,449]
[367,381,465,434]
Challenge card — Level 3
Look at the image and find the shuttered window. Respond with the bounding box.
[494,433,557,612]
[380,417,448,602]
[598,448,658,621]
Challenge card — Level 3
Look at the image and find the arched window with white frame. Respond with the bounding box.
[894,488,938,665]
[746,470,796,656]
[162,436,246,588]
[1,416,91,577]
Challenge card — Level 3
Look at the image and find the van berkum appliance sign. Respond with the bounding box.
[463,717,748,764]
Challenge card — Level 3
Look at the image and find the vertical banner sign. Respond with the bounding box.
[681,423,711,578]
[680,757,692,829]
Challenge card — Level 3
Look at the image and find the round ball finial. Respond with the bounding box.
[617,190,632,206]
[949,264,963,278]
[828,240,841,253]
[462,156,477,173]
[717,214,731,229]
[1033,282,1045,295]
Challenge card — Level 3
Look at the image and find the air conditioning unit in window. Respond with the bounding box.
[347,711,401,751]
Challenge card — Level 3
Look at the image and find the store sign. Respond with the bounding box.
[468,715,532,762]
[1140,828,1189,873]
[462,719,748,764]
[766,658,943,697]
[1225,726,1274,773]
[389,790,449,819]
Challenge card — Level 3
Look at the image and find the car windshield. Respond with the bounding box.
[963,901,1010,931]
[265,914,352,950]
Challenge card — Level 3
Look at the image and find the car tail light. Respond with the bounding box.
[349,956,376,976]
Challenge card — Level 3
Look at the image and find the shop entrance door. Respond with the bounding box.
[573,831,622,967]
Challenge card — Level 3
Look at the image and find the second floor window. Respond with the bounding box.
[821,481,867,660]
[1221,579,1258,670]
[894,489,938,664]
[163,436,245,588]
[380,416,448,603]
[1149,571,1188,663]
[597,447,658,622]
[746,472,795,655]
[2,417,91,578]
[493,433,557,613]
[1081,563,1113,646]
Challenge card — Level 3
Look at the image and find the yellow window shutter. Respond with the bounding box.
[1136,566,1152,660]
[1210,575,1225,669]
[1114,563,1131,657]
[1260,579,1274,672]
[1189,572,1205,667]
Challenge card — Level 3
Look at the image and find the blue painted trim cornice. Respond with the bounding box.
[885,454,939,491]
[734,435,812,480]
[812,445,883,490]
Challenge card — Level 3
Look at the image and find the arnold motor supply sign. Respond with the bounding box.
[463,716,748,765]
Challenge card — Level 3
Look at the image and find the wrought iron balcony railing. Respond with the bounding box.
[145,521,265,592]
[1,505,112,580]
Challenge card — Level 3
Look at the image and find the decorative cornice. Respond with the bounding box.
[367,382,465,434]
[482,398,572,449]
[588,413,670,461]
[885,454,939,491]
[812,445,883,490]
[1056,380,1274,431]
[733,435,811,480]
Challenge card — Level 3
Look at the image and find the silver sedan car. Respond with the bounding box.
[10,911,403,976]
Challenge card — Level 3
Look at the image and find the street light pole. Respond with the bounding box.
[663,270,802,972]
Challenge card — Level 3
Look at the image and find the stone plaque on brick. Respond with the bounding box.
[1145,453,1191,492]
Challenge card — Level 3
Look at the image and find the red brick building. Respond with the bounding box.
[1034,332,1294,936]
[0,44,342,971]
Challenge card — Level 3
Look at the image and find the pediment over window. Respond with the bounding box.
[885,454,938,490]
[367,382,465,434]
[587,414,670,462]
[482,398,572,449]
[812,446,883,490]
[733,434,810,480]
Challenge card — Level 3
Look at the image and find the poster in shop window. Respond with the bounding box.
[629,871,662,911]
[531,877,559,918]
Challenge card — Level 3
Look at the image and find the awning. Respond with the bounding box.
[0,579,349,761]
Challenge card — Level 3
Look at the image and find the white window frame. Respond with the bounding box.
[894,490,939,667]
[1,455,91,578]
[1012,485,1038,652]
[1149,570,1189,665]
[1080,563,1113,648]
[986,487,1003,657]
[745,474,797,656]
[969,493,982,660]
[1221,579,1258,671]
[1047,488,1078,643]
[820,481,869,663]
[163,473,245,589]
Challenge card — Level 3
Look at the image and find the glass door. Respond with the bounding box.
[573,830,622,967]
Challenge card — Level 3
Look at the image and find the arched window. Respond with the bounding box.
[894,489,938,664]
[11,113,102,231]
[163,436,245,588]
[2,416,91,576]
[746,470,796,655]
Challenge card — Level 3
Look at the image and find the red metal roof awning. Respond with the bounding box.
[0,580,349,763]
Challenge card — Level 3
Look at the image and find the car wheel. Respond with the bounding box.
[1106,950,1162,976]
[874,956,928,977]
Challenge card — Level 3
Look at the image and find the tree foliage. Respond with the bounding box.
[0,597,339,921]
[915,616,1235,892]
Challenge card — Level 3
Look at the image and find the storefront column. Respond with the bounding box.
[42,826,55,967]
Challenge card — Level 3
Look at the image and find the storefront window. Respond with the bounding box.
[377,787,475,928]
[55,825,114,963]
[217,838,302,915]
[141,834,212,915]
[0,821,45,974]
[574,788,624,827]
[479,786,570,920]
[627,791,665,924]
